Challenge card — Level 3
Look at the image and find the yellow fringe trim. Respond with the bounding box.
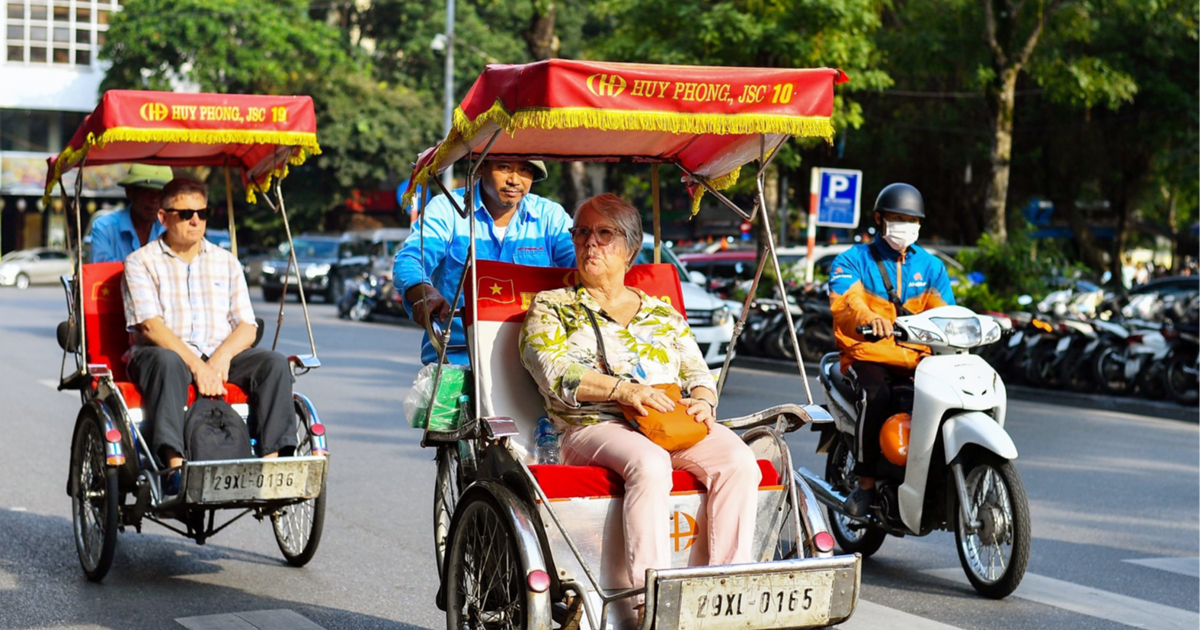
[44,128,321,205]
[690,167,742,216]
[402,100,833,208]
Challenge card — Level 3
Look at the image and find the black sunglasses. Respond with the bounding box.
[164,208,210,221]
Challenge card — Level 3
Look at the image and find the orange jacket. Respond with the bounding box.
[828,241,955,372]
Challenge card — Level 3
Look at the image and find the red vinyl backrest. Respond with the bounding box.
[80,262,132,381]
[465,261,687,324]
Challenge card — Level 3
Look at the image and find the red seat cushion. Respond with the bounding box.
[112,381,250,410]
[530,460,780,500]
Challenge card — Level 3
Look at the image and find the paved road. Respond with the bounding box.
[0,285,1196,630]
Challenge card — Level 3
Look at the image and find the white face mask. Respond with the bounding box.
[882,220,920,252]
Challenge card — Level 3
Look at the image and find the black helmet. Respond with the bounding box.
[873,183,925,218]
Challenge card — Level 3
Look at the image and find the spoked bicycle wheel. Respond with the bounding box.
[271,409,327,567]
[824,439,886,557]
[445,494,531,630]
[433,445,461,578]
[954,455,1031,599]
[71,413,119,582]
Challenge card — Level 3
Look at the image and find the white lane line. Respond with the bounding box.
[177,609,326,630]
[924,568,1199,630]
[1124,557,1200,578]
[10,507,26,512]
[833,599,966,629]
[37,378,74,396]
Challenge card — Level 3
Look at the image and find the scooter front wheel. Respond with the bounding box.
[954,455,1030,599]
[825,439,886,557]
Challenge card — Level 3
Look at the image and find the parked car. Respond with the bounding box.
[238,245,274,286]
[259,234,370,303]
[0,247,74,289]
[638,239,734,369]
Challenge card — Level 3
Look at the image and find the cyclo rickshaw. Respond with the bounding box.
[46,90,330,581]
[404,60,860,630]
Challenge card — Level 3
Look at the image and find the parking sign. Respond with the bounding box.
[815,168,862,228]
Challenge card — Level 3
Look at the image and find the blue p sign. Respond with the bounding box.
[816,168,863,228]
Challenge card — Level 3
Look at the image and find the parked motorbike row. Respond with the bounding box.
[979,288,1199,405]
[735,283,838,361]
[336,271,407,322]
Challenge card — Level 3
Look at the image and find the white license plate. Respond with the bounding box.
[676,571,835,630]
[198,461,313,502]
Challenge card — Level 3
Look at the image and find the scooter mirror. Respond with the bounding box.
[1017,294,1033,306]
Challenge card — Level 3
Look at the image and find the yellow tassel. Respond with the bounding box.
[690,167,742,215]
[43,128,320,205]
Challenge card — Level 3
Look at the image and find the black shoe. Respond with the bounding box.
[843,485,874,518]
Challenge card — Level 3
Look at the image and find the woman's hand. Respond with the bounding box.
[613,381,676,416]
[681,398,715,433]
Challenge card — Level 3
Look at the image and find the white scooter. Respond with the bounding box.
[799,305,1031,599]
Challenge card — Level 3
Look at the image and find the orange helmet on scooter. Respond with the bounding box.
[880,413,912,466]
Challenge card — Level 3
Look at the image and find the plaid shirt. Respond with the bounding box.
[123,237,255,358]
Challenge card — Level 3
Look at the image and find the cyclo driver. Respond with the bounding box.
[827,183,955,517]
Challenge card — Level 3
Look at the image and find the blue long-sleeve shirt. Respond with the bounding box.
[393,185,576,364]
[89,208,166,263]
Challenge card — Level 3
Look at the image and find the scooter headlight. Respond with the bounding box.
[908,326,944,344]
[305,263,331,278]
[982,318,1002,345]
[930,317,982,347]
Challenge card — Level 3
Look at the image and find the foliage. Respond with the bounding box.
[955,229,1084,312]
[99,0,439,238]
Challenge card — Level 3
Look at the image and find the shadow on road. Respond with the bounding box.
[0,509,431,630]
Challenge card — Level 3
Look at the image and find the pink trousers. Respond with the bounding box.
[560,421,761,590]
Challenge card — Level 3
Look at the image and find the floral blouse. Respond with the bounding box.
[519,285,717,427]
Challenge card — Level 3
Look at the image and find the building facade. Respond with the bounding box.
[1,0,126,254]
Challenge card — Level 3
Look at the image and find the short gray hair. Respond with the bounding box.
[576,193,642,266]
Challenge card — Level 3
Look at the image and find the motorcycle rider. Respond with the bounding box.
[828,183,955,517]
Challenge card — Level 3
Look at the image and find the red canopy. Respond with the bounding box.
[405,59,847,209]
[45,90,320,203]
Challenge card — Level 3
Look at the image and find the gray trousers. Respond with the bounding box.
[127,346,297,463]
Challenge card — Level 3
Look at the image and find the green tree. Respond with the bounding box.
[99,0,440,237]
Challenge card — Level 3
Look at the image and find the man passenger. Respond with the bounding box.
[123,178,296,492]
[393,160,576,364]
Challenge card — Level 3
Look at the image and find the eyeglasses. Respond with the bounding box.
[164,208,209,221]
[569,226,623,246]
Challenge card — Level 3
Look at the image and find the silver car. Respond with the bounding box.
[0,248,74,289]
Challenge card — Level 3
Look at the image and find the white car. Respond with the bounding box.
[638,239,733,369]
[0,248,74,289]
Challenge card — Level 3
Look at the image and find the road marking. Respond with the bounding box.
[37,378,74,396]
[923,568,1199,630]
[177,609,326,630]
[9,507,26,512]
[834,600,966,629]
[1124,557,1200,578]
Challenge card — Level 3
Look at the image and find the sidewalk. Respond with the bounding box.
[731,356,1198,424]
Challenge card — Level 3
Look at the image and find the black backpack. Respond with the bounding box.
[184,397,253,461]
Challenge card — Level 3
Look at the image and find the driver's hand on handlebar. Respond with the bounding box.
[406,284,451,328]
[869,317,894,338]
[612,381,676,416]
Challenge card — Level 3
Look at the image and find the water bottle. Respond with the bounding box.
[534,416,560,465]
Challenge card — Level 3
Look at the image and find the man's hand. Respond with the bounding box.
[192,361,227,397]
[681,397,715,433]
[612,381,676,416]
[206,352,232,383]
[868,317,894,338]
[406,284,451,328]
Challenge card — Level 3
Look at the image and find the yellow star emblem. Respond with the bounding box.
[490,284,503,295]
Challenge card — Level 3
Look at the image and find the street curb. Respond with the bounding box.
[730,356,1199,424]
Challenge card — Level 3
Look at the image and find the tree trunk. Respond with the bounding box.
[983,67,1019,244]
[563,162,588,215]
[524,1,558,59]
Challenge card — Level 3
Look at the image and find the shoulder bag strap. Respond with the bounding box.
[868,245,914,317]
[583,305,615,377]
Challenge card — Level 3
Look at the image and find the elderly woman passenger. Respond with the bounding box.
[520,193,761,596]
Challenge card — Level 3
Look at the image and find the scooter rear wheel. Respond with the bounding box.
[825,439,886,557]
[954,455,1030,599]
